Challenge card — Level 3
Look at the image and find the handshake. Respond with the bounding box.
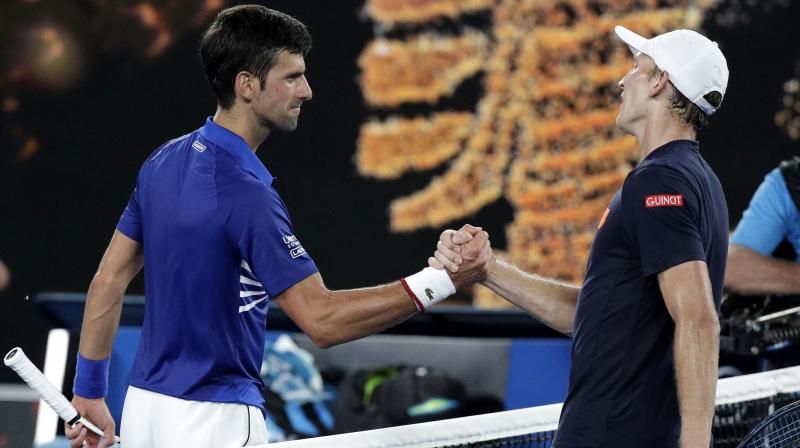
[427,224,496,290]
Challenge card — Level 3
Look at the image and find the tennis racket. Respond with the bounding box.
[4,347,120,445]
[737,399,800,447]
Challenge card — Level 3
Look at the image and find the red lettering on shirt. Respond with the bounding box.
[644,194,684,208]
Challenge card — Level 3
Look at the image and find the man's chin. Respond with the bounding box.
[262,117,299,133]
[615,114,629,133]
[279,116,300,132]
[280,121,299,132]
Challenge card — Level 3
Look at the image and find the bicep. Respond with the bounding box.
[273,272,329,335]
[657,260,717,324]
[97,230,144,283]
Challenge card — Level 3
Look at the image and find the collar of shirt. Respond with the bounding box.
[198,117,274,186]
[643,139,700,162]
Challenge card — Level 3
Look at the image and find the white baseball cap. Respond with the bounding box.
[614,26,729,115]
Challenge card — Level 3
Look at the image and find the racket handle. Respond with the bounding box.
[4,347,78,422]
[4,347,121,445]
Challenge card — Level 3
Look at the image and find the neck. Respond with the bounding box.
[633,108,696,160]
[212,105,270,152]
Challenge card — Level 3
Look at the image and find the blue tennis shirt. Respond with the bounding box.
[731,167,800,260]
[116,117,318,411]
[554,140,728,447]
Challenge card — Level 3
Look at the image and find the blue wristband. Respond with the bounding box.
[73,353,110,399]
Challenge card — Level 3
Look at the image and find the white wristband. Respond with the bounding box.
[401,267,456,312]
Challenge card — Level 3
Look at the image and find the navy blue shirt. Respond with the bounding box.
[554,140,728,447]
[117,117,318,411]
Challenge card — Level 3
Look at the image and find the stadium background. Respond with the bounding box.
[0,0,798,392]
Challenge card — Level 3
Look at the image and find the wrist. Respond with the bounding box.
[680,428,711,448]
[483,257,503,288]
[73,353,110,399]
[401,267,456,312]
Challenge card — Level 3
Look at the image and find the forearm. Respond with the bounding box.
[726,245,800,295]
[78,275,127,359]
[282,274,419,349]
[323,283,418,346]
[674,318,719,446]
[483,259,580,335]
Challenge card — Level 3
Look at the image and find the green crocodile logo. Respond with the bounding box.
[425,288,434,301]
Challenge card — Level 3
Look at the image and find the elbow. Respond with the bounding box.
[306,325,332,349]
[90,271,126,298]
[303,299,340,349]
[311,338,335,349]
[307,325,338,349]
[676,311,720,337]
[705,315,721,337]
[697,309,720,333]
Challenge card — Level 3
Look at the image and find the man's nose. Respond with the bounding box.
[299,76,312,101]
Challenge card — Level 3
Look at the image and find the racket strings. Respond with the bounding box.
[741,402,800,447]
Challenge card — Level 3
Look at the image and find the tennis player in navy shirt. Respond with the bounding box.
[65,6,492,448]
[432,27,730,447]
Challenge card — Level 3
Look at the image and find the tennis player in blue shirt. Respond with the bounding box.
[433,28,730,447]
[64,6,492,448]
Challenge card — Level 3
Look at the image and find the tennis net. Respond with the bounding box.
[270,365,800,448]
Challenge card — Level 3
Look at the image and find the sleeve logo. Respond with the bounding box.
[644,194,684,208]
[283,235,307,259]
[192,140,207,153]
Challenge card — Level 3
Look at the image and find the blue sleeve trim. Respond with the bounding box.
[116,223,143,244]
[266,261,319,298]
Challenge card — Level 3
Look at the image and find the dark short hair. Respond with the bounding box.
[652,66,723,133]
[199,5,312,109]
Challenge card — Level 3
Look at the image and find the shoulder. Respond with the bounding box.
[621,161,701,214]
[216,156,280,207]
[763,166,789,192]
[143,133,193,167]
[132,134,194,188]
[752,167,791,205]
[754,167,796,216]
[623,161,692,191]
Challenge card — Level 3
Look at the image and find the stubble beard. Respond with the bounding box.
[258,112,299,133]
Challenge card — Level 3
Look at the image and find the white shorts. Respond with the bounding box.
[120,386,268,448]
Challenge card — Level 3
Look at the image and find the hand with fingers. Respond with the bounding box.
[429,224,494,288]
[64,396,116,448]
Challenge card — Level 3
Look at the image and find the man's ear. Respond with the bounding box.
[651,69,671,98]
[234,71,259,103]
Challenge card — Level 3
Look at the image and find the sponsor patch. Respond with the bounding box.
[192,141,207,152]
[283,234,307,259]
[645,194,683,208]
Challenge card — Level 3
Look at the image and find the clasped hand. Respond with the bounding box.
[428,224,495,288]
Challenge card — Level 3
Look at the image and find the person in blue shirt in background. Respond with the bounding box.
[726,158,800,295]
[64,5,492,448]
